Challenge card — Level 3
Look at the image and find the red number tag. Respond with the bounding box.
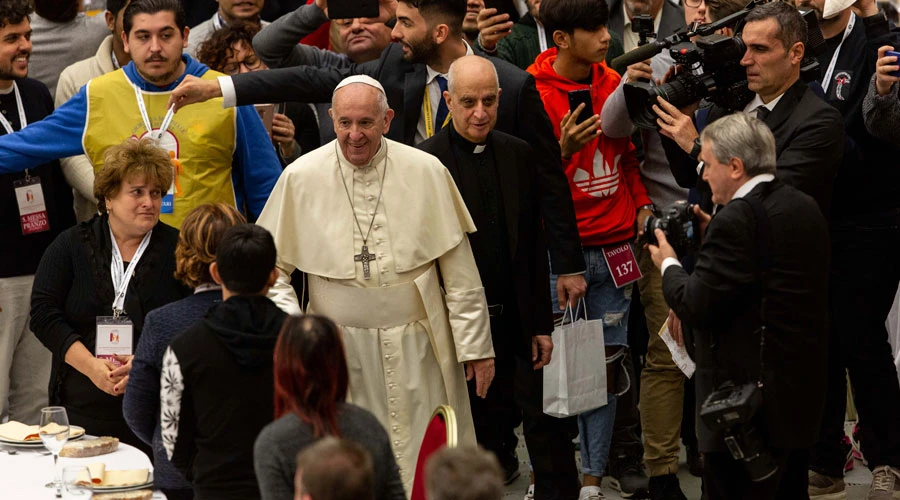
[602,243,643,288]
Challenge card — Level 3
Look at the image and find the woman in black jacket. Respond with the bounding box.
[30,139,190,451]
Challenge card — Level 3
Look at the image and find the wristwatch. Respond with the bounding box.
[689,138,702,160]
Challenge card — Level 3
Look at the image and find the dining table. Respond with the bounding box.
[0,437,166,500]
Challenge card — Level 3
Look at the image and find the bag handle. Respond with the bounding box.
[559,298,589,327]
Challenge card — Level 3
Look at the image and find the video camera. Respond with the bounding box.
[700,382,779,482]
[612,0,825,129]
[640,200,699,259]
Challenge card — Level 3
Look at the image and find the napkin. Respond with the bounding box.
[77,464,149,487]
[76,463,106,485]
[0,421,36,441]
[0,421,85,441]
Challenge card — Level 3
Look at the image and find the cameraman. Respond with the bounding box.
[648,113,830,499]
[652,1,844,215]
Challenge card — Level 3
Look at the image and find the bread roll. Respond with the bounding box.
[60,436,119,458]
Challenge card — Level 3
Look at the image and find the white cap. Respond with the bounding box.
[333,75,387,96]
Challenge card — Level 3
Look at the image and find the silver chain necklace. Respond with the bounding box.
[336,141,388,279]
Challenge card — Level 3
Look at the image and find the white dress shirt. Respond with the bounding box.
[622,4,663,53]
[742,92,785,116]
[414,42,475,144]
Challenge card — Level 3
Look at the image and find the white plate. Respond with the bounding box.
[90,472,154,492]
[0,426,85,447]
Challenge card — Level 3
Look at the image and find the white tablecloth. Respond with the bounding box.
[0,440,165,499]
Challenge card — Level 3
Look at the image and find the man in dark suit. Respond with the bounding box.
[652,1,844,215]
[648,113,830,499]
[418,54,579,500]
[607,0,685,53]
[169,0,588,305]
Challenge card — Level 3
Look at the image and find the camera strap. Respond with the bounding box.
[735,184,774,390]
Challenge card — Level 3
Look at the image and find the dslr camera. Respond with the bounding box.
[700,381,779,482]
[641,200,699,259]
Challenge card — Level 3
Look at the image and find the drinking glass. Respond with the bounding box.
[40,406,70,492]
[61,466,92,499]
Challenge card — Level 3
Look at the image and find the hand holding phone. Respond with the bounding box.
[875,46,900,96]
[568,89,594,125]
[560,90,600,159]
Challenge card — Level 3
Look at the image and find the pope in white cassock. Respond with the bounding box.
[255,75,496,488]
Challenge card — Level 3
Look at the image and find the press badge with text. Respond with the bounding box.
[14,177,50,235]
[96,316,134,367]
[603,242,642,288]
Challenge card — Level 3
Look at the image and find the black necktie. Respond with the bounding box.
[435,75,449,131]
[756,106,770,121]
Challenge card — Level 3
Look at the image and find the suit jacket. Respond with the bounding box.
[608,0,685,44]
[662,180,829,452]
[419,128,553,356]
[662,79,845,214]
[231,42,584,275]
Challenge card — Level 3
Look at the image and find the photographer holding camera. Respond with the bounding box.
[647,113,830,499]
[652,1,844,215]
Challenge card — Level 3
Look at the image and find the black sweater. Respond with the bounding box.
[30,215,189,427]
[816,13,900,215]
[164,295,287,500]
[0,77,74,278]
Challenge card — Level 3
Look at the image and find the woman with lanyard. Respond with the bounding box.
[30,138,190,453]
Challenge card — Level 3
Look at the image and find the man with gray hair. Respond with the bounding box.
[255,74,496,491]
[647,113,831,499]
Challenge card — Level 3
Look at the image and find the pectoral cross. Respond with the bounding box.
[354,245,376,279]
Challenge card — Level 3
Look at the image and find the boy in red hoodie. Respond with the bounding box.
[527,0,652,498]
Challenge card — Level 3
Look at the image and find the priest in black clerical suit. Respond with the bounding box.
[418,55,580,500]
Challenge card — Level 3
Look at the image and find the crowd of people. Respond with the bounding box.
[0,0,899,499]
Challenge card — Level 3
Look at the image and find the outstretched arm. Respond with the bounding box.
[0,88,88,173]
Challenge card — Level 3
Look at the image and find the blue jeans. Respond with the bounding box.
[550,246,632,478]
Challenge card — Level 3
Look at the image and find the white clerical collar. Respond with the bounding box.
[426,41,475,84]
[336,137,388,170]
[0,84,14,95]
[623,3,662,32]
[732,174,774,200]
[743,92,785,114]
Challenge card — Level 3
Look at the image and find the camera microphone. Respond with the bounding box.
[611,42,667,72]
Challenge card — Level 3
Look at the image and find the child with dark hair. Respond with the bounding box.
[254,315,405,500]
[528,0,652,499]
[160,223,287,500]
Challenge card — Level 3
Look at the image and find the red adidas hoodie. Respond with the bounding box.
[528,48,651,247]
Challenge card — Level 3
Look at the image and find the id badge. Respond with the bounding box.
[161,179,174,214]
[95,316,134,367]
[13,176,51,235]
[603,242,643,288]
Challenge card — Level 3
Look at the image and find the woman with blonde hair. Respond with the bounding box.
[31,138,189,451]
[123,202,245,500]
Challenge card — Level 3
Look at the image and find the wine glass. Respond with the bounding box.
[61,466,92,499]
[40,406,70,493]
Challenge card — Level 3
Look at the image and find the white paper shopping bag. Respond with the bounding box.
[542,302,608,418]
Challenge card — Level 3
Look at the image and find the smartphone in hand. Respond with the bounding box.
[887,50,900,77]
[568,89,594,125]
[328,0,379,20]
